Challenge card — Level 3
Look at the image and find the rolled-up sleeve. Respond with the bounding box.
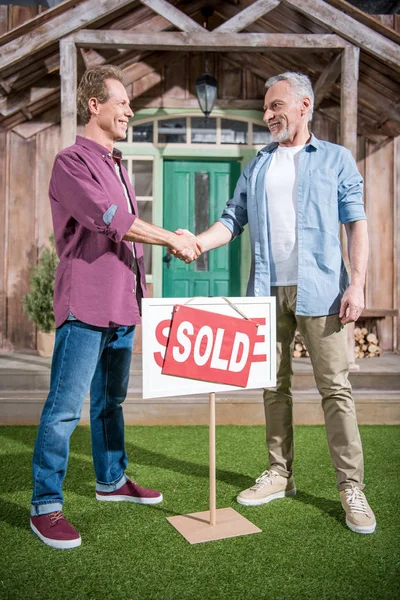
[218,163,250,238]
[51,153,135,242]
[338,149,366,224]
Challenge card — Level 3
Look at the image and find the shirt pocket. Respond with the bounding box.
[308,168,338,205]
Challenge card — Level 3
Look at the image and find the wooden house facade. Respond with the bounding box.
[0,0,399,354]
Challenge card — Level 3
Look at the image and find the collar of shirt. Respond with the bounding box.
[75,135,123,164]
[257,133,320,156]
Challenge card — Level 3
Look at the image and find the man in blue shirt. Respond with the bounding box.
[192,72,376,534]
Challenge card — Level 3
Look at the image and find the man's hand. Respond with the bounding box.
[339,284,364,324]
[168,222,232,263]
[169,229,202,263]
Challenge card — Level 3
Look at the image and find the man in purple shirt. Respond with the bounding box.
[30,65,201,549]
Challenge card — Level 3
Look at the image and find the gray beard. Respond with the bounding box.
[270,124,291,142]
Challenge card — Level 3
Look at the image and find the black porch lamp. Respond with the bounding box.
[195,6,217,120]
[195,70,218,120]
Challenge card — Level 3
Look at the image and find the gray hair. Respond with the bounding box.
[265,72,314,123]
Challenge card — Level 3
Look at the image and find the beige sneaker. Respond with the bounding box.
[237,469,296,506]
[340,486,376,534]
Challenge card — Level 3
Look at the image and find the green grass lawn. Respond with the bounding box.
[0,425,398,600]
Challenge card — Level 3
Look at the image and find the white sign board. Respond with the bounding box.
[142,297,276,399]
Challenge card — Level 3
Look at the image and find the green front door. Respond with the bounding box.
[163,160,241,298]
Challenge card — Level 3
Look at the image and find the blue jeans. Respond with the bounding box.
[31,320,135,516]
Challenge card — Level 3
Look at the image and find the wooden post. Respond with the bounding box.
[394,136,400,352]
[60,38,77,149]
[167,386,261,542]
[209,392,216,526]
[341,45,360,369]
[341,46,359,156]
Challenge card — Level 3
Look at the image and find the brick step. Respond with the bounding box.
[1,389,399,426]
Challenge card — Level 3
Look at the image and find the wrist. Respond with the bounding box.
[349,280,364,289]
[167,231,178,249]
[196,234,208,252]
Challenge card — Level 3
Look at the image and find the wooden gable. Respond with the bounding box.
[0,0,398,140]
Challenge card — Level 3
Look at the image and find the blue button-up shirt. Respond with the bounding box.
[218,134,366,316]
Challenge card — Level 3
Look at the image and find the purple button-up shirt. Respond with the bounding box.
[49,136,146,328]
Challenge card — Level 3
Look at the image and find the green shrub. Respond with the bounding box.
[23,234,59,333]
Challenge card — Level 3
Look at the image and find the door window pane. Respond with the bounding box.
[191,117,217,144]
[194,172,209,272]
[132,161,153,196]
[132,122,153,143]
[253,124,271,145]
[158,118,186,144]
[221,119,248,144]
[137,200,153,275]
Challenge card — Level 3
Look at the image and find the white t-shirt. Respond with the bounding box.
[114,163,138,290]
[265,144,305,286]
[114,162,136,257]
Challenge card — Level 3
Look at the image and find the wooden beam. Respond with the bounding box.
[60,39,77,149]
[72,30,350,50]
[139,0,204,32]
[318,105,400,139]
[12,107,60,140]
[0,79,12,95]
[313,53,341,109]
[0,0,137,73]
[0,77,59,117]
[215,0,281,33]
[341,46,359,159]
[0,0,88,47]
[340,44,360,368]
[395,135,400,351]
[358,81,400,124]
[326,0,400,44]
[2,52,60,94]
[131,97,263,110]
[77,47,88,83]
[282,0,400,73]
[21,107,33,120]
[80,48,123,69]
[123,52,170,84]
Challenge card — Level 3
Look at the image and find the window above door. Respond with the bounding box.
[120,113,271,148]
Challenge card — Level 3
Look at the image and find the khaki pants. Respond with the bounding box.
[263,286,364,490]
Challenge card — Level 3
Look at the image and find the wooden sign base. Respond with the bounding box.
[167,392,261,544]
[167,507,261,544]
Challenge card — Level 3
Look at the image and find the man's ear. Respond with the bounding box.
[88,97,100,117]
[301,96,311,116]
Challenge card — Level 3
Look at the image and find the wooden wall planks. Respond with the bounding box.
[0,6,7,36]
[0,132,8,348]
[365,138,395,350]
[6,133,37,349]
[0,4,40,35]
[0,125,62,351]
[36,127,60,249]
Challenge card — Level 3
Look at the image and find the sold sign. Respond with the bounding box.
[162,305,259,387]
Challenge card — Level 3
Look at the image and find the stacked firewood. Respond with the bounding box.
[354,327,381,358]
[292,328,381,359]
[292,331,309,358]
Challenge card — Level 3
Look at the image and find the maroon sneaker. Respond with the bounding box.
[30,511,81,549]
[96,479,163,505]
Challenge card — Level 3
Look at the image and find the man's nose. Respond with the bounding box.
[263,108,274,122]
[127,104,134,118]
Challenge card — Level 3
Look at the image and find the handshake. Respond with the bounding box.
[168,228,203,264]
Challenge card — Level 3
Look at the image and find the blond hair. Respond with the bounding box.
[77,65,126,125]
